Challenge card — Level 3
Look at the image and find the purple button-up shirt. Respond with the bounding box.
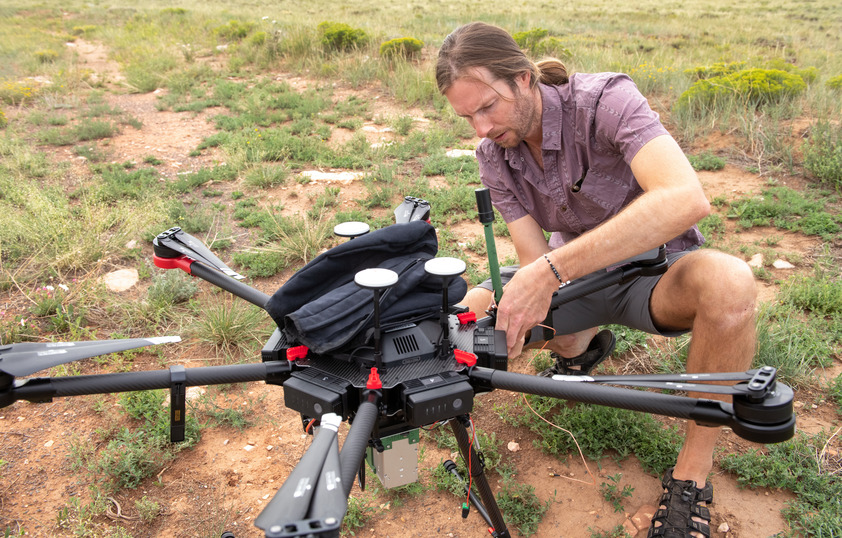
[477,72,704,253]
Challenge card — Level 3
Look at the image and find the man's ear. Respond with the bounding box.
[516,70,532,91]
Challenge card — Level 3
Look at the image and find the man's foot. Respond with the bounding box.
[538,329,615,377]
[648,467,713,537]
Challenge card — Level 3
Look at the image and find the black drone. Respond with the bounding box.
[0,190,795,538]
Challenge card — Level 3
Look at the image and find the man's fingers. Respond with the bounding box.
[507,331,527,359]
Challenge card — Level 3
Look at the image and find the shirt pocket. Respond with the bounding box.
[569,169,630,226]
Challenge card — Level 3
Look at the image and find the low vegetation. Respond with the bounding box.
[0,1,840,536]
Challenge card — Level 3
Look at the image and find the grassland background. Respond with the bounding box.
[1,0,841,536]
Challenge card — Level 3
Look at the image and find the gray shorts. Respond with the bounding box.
[477,250,694,337]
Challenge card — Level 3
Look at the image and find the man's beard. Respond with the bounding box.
[492,89,539,149]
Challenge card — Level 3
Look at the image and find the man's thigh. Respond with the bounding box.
[648,248,755,332]
[541,250,695,338]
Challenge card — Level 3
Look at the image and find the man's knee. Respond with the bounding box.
[654,250,757,329]
[461,287,494,316]
[684,250,757,320]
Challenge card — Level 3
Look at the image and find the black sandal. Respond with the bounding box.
[648,467,713,538]
[538,329,615,377]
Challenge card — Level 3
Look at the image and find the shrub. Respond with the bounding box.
[512,28,548,50]
[688,151,726,171]
[0,80,38,105]
[214,20,256,41]
[803,122,842,188]
[34,49,59,63]
[245,164,288,188]
[0,109,7,129]
[147,270,198,309]
[765,58,819,83]
[317,21,368,52]
[676,68,806,113]
[495,476,551,536]
[71,25,97,36]
[249,31,267,46]
[532,36,572,59]
[684,61,746,80]
[826,74,842,91]
[379,37,423,60]
[231,250,287,277]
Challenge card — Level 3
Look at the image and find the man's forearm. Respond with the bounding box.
[545,186,709,283]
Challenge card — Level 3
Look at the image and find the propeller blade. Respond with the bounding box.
[155,228,244,280]
[307,436,347,522]
[551,370,758,384]
[255,414,341,532]
[0,336,181,377]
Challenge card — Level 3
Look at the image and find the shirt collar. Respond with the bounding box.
[538,83,562,151]
[502,82,562,164]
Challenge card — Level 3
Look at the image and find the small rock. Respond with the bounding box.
[631,504,658,531]
[223,439,230,445]
[445,149,475,158]
[243,445,255,452]
[772,259,795,269]
[102,268,139,292]
[44,440,54,448]
[718,522,730,533]
[622,518,638,536]
[507,441,520,452]
[299,170,364,184]
[362,125,394,133]
[185,386,205,401]
[747,253,764,268]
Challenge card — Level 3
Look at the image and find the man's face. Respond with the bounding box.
[444,67,539,148]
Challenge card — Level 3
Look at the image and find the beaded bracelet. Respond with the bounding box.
[543,253,570,287]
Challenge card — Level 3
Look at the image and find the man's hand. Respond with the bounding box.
[494,258,558,358]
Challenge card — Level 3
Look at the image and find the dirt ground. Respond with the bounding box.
[1,39,841,538]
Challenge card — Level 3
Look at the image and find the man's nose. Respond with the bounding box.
[473,116,493,138]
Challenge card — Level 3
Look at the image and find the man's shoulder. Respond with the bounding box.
[562,72,638,103]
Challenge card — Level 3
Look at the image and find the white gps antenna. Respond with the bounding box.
[333,221,370,240]
[354,268,399,371]
[424,257,466,359]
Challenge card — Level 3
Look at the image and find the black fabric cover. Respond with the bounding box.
[265,221,468,354]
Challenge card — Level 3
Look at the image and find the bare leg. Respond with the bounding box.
[650,250,756,485]
[649,250,756,536]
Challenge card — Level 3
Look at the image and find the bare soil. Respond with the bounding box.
[1,39,841,538]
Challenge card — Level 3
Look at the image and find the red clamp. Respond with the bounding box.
[453,349,477,367]
[153,255,194,274]
[457,312,477,325]
[286,345,309,361]
[366,367,382,390]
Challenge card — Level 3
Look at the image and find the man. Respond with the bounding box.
[436,22,757,537]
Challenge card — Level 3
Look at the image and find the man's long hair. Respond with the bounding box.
[435,22,568,94]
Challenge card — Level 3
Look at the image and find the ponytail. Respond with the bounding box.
[537,59,569,85]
